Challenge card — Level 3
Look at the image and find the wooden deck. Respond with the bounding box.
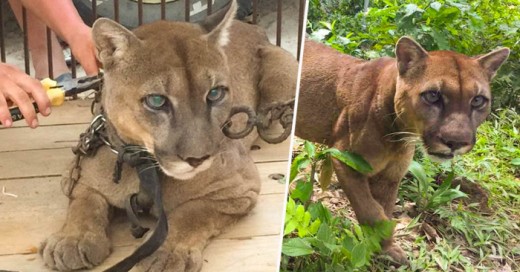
[0,99,290,271]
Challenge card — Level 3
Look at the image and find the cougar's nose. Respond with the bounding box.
[183,155,210,168]
[440,137,471,152]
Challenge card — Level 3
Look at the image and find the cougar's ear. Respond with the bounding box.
[476,48,510,80]
[395,36,429,76]
[92,18,140,69]
[200,0,237,47]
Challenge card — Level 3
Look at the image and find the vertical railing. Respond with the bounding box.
[297,0,305,60]
[46,27,53,78]
[21,7,29,74]
[138,0,143,26]
[276,0,282,46]
[185,0,190,22]
[161,0,166,20]
[0,2,6,63]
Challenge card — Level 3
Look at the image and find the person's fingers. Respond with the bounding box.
[5,82,38,128]
[0,92,13,127]
[12,71,51,116]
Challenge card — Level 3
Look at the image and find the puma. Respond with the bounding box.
[39,1,297,271]
[296,37,509,263]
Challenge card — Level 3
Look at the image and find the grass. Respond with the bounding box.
[282,109,520,271]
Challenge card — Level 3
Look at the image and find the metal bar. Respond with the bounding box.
[276,0,282,46]
[0,2,5,62]
[114,0,120,22]
[22,7,30,74]
[138,0,143,26]
[252,0,257,24]
[46,27,53,79]
[297,0,305,60]
[185,0,190,22]
[207,0,212,15]
[71,54,77,78]
[92,0,97,22]
[161,0,166,20]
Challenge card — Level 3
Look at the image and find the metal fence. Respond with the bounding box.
[0,0,306,79]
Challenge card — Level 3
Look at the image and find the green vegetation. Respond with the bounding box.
[282,1,520,271]
[281,142,396,271]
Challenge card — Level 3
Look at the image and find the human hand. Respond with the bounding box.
[0,63,51,128]
[68,25,99,76]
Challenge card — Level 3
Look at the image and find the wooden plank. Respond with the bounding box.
[0,234,281,272]
[0,124,86,152]
[9,99,93,128]
[0,141,290,180]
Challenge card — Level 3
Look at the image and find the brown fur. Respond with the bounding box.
[39,1,297,271]
[296,38,509,263]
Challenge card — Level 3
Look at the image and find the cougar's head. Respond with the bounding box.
[393,37,509,161]
[92,1,238,179]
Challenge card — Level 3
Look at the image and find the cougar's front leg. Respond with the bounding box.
[368,174,408,264]
[138,179,259,272]
[40,183,111,271]
[334,161,408,263]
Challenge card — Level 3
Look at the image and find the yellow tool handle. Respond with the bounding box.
[40,78,65,106]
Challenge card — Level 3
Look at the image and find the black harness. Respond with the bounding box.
[67,92,294,271]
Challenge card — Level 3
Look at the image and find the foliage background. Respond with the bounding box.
[307,0,520,109]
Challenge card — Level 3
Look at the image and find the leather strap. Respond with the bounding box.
[104,149,169,272]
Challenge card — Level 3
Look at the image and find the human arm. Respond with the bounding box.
[15,0,99,75]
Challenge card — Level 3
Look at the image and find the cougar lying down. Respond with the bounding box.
[39,1,297,271]
[296,37,509,263]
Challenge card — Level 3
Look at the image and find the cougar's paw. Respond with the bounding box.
[138,245,203,272]
[40,231,110,271]
[384,243,409,265]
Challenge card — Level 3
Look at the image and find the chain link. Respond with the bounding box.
[222,98,295,144]
[65,113,117,196]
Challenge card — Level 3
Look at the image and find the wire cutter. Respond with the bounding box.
[6,74,103,123]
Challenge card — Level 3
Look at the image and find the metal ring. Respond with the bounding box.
[222,106,257,139]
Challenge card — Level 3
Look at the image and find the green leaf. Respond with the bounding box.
[295,205,305,221]
[308,202,332,223]
[403,4,423,18]
[408,161,429,184]
[511,158,520,166]
[319,154,334,189]
[290,153,310,182]
[282,238,315,257]
[304,141,317,159]
[351,244,367,267]
[303,211,311,227]
[316,223,334,244]
[432,29,449,50]
[284,220,298,236]
[291,180,314,203]
[430,1,442,11]
[309,219,322,234]
[324,148,373,174]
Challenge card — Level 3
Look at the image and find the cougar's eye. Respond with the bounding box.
[421,90,442,104]
[143,94,168,110]
[207,86,227,104]
[471,95,488,108]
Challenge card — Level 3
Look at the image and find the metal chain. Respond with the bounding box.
[222,98,295,144]
[65,113,117,197]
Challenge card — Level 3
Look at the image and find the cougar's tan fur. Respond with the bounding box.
[296,38,508,263]
[39,1,297,271]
